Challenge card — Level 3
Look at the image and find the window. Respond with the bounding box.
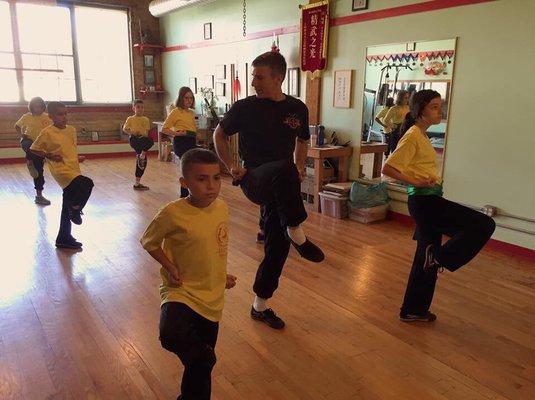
[75,6,132,103]
[0,1,17,102]
[0,2,132,104]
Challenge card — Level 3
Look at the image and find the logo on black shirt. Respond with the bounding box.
[283,114,301,130]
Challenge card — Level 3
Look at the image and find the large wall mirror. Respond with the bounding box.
[359,38,457,182]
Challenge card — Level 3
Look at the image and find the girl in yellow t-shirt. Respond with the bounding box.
[383,90,410,156]
[383,89,495,323]
[162,86,198,198]
[14,97,52,205]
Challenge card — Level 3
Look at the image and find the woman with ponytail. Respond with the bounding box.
[382,89,496,322]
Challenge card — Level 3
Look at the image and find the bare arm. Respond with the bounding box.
[382,164,435,187]
[375,117,387,128]
[30,148,62,162]
[294,137,309,181]
[213,124,246,180]
[147,248,182,286]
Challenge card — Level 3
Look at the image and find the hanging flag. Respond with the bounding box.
[300,0,329,76]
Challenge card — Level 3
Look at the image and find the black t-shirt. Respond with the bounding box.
[219,95,310,169]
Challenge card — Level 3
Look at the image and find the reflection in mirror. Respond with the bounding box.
[359,38,457,183]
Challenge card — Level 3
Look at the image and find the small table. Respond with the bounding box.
[307,145,353,212]
[360,142,387,179]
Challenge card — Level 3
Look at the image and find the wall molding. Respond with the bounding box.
[161,0,496,53]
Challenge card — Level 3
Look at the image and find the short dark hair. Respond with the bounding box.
[180,148,220,176]
[47,101,66,116]
[133,99,143,106]
[252,51,287,78]
[400,89,441,135]
[175,86,195,109]
[28,97,46,114]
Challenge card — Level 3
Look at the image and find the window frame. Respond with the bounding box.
[1,1,134,106]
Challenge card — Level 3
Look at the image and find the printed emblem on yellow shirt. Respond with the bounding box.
[217,222,228,257]
[283,114,301,130]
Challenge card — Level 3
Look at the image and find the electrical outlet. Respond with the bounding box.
[482,205,497,217]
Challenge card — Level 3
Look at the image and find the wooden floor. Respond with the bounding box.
[0,156,534,400]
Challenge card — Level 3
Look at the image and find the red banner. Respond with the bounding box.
[300,2,329,74]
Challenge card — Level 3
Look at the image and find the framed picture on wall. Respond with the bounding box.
[215,82,225,97]
[204,74,214,89]
[145,69,155,86]
[189,77,197,93]
[333,69,353,108]
[204,22,212,40]
[352,0,368,11]
[287,67,300,97]
[144,54,154,68]
[216,64,226,79]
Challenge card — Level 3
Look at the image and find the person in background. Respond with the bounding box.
[382,89,495,322]
[383,90,410,155]
[374,97,394,156]
[162,87,198,198]
[123,99,154,190]
[14,96,52,205]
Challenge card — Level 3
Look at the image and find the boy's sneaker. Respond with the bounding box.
[136,154,147,170]
[68,207,83,225]
[27,161,39,179]
[55,239,82,249]
[34,196,51,206]
[250,307,285,329]
[256,231,265,243]
[133,183,149,190]
[399,311,437,322]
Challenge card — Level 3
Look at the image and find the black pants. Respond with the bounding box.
[20,138,45,191]
[159,302,219,400]
[240,159,308,299]
[400,195,496,315]
[129,135,154,178]
[57,175,94,243]
[387,126,402,156]
[173,136,198,198]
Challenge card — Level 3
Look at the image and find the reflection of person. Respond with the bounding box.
[30,102,94,249]
[383,90,410,155]
[123,99,154,190]
[163,87,198,197]
[374,97,394,155]
[382,90,495,322]
[141,149,236,400]
[15,97,52,205]
[214,51,324,330]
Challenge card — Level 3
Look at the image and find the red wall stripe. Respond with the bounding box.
[161,0,496,53]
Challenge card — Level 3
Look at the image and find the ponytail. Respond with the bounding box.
[400,112,415,136]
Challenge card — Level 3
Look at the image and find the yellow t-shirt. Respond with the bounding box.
[15,112,52,141]
[375,106,391,133]
[383,105,409,130]
[140,198,229,322]
[385,125,442,185]
[30,125,81,189]
[163,107,197,133]
[124,115,151,137]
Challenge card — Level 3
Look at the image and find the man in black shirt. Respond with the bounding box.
[214,51,324,330]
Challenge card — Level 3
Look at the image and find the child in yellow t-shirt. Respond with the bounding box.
[14,97,52,205]
[383,90,495,323]
[141,148,236,400]
[30,102,94,250]
[162,86,198,198]
[123,99,154,190]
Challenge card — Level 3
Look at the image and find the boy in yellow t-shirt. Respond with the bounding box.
[141,148,236,400]
[14,97,52,205]
[30,102,94,250]
[123,99,154,190]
